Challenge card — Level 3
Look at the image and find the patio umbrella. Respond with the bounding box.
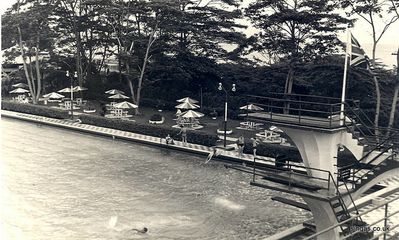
[58,87,76,93]
[43,92,65,99]
[108,93,129,99]
[181,110,204,118]
[114,101,138,109]
[9,88,30,94]
[105,89,125,95]
[175,101,200,110]
[239,104,264,111]
[176,109,183,116]
[176,97,199,104]
[12,83,29,88]
[73,86,88,91]
[269,125,283,133]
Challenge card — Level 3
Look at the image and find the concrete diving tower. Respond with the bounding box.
[237,93,399,239]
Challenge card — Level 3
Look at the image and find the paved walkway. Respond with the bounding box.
[1,110,276,166]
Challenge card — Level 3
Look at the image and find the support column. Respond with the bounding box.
[303,197,340,239]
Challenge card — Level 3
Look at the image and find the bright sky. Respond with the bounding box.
[1,1,398,66]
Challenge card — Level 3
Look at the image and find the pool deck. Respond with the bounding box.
[0,110,276,166]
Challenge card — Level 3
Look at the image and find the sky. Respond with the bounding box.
[1,1,398,67]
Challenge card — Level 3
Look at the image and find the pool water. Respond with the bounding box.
[0,118,309,240]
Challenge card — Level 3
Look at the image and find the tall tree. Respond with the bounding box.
[387,48,399,132]
[2,0,55,104]
[245,0,350,95]
[342,0,399,132]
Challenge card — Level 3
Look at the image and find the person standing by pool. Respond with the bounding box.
[179,127,188,145]
[251,137,260,158]
[237,135,245,158]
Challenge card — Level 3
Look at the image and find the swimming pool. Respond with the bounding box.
[0,118,309,240]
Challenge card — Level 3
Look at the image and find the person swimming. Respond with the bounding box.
[131,227,148,234]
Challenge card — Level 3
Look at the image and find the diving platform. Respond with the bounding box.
[233,93,399,239]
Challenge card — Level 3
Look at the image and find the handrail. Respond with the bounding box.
[250,157,335,194]
[352,149,394,184]
[343,209,399,240]
[247,95,343,107]
[341,177,362,222]
[303,195,399,240]
[248,93,360,105]
[349,135,396,173]
[345,103,399,136]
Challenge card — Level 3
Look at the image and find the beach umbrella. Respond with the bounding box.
[108,93,129,99]
[105,89,125,95]
[9,88,30,94]
[269,125,283,133]
[73,86,88,91]
[12,83,29,88]
[43,92,65,99]
[176,97,199,104]
[58,87,76,93]
[176,109,183,116]
[175,101,199,110]
[181,110,204,118]
[114,101,138,109]
[239,104,264,111]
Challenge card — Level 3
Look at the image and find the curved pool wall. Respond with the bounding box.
[0,118,310,239]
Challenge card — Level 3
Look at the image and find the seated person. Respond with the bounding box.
[165,134,174,145]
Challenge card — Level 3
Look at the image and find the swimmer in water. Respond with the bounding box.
[131,227,148,234]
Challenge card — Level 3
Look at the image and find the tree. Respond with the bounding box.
[342,0,399,132]
[246,0,350,95]
[387,48,399,132]
[2,0,55,104]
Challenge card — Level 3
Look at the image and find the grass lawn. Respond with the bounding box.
[75,99,292,145]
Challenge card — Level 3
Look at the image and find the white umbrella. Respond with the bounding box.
[176,109,183,116]
[114,101,138,109]
[181,110,204,118]
[73,86,88,91]
[108,93,129,99]
[176,97,199,104]
[175,101,200,110]
[239,104,264,111]
[269,125,283,133]
[105,89,125,95]
[9,88,30,94]
[12,83,29,88]
[43,92,65,99]
[58,87,77,93]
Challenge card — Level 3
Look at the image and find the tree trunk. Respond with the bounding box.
[17,26,36,103]
[135,27,157,114]
[34,36,42,102]
[386,48,399,136]
[372,75,381,137]
[283,64,294,114]
[126,61,136,105]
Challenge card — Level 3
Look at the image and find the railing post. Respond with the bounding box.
[384,203,388,240]
[253,157,256,182]
[299,101,302,124]
[328,172,331,192]
[329,104,333,128]
[270,99,273,120]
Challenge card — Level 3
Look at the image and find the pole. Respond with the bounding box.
[340,28,351,126]
[70,76,74,120]
[384,203,388,240]
[224,96,227,148]
[200,85,203,110]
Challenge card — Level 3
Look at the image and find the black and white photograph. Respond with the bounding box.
[1,0,399,239]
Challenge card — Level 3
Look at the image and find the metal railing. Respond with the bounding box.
[248,156,363,234]
[244,94,359,129]
[250,157,334,192]
[302,194,399,240]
